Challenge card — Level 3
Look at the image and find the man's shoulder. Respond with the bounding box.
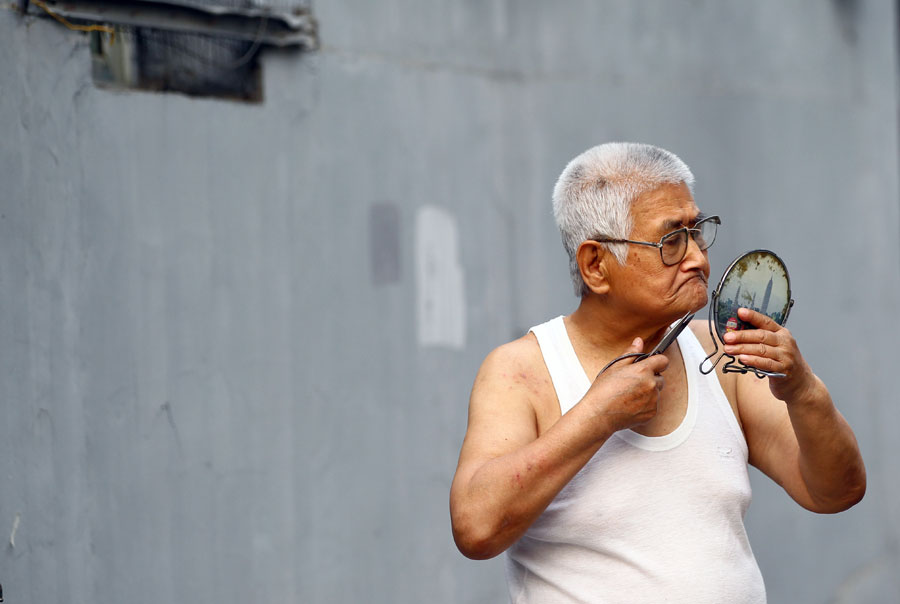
[473,330,556,416]
[481,331,544,375]
[474,328,554,394]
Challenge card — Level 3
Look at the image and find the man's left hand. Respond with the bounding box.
[722,307,818,403]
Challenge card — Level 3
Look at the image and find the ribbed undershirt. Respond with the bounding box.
[505,316,766,604]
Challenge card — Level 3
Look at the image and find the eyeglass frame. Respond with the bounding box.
[588,215,721,266]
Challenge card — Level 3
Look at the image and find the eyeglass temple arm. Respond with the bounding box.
[593,238,661,249]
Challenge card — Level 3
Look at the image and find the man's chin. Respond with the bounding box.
[690,291,709,312]
[681,280,709,312]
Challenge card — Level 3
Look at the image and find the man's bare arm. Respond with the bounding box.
[449,336,668,559]
[724,308,866,513]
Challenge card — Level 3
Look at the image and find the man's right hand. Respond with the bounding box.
[584,337,669,433]
[450,334,669,559]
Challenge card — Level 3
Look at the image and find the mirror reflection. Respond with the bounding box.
[714,250,791,341]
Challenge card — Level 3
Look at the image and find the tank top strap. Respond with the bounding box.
[529,316,592,415]
[677,327,749,456]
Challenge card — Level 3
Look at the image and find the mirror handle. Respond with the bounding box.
[783,298,795,326]
[699,354,719,375]
[700,299,722,374]
[722,356,786,379]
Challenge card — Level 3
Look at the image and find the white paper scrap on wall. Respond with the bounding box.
[415,206,466,349]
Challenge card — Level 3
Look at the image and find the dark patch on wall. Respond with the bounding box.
[831,0,860,45]
[369,203,402,286]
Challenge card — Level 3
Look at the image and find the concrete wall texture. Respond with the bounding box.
[1,1,899,602]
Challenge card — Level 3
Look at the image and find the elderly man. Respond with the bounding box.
[449,143,865,602]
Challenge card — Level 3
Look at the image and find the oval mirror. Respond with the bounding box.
[701,249,794,377]
[714,250,792,341]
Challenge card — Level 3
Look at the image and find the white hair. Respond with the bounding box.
[552,142,695,296]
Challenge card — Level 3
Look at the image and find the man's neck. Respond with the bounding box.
[565,294,678,359]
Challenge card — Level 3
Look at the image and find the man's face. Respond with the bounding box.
[607,181,711,322]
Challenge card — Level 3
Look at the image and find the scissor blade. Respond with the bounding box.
[638,311,695,361]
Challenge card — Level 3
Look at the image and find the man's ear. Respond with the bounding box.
[576,240,611,295]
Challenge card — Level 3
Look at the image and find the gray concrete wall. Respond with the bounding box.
[1,1,898,602]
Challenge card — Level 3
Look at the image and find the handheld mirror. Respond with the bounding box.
[700,249,794,378]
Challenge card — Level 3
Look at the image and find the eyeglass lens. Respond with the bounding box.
[660,219,718,265]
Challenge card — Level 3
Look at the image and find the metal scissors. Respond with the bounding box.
[597,311,695,376]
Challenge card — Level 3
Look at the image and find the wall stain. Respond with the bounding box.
[831,0,860,46]
[158,401,184,456]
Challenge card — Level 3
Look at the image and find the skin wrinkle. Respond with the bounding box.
[593,184,710,342]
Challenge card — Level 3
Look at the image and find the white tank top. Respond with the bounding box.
[505,316,766,604]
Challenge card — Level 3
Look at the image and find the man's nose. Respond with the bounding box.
[681,234,708,267]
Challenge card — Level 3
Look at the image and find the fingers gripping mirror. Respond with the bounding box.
[700,250,795,378]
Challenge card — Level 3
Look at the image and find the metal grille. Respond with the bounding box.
[91,24,264,101]
[136,27,263,99]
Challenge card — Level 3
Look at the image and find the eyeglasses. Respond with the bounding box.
[590,215,721,266]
